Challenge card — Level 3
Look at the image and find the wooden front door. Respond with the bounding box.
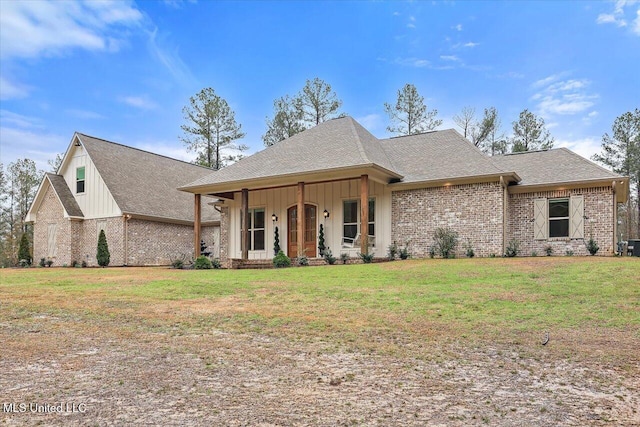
[287,204,317,257]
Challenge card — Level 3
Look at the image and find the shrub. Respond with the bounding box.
[71,260,79,268]
[39,258,46,268]
[340,253,349,264]
[544,245,553,256]
[273,250,291,268]
[428,246,435,259]
[433,227,458,258]
[273,226,281,255]
[18,233,32,266]
[505,239,520,257]
[194,255,212,269]
[45,259,53,267]
[464,240,475,258]
[358,252,374,263]
[18,259,29,268]
[318,224,326,256]
[387,242,398,260]
[531,251,538,257]
[489,253,496,258]
[565,249,574,256]
[211,258,222,269]
[97,229,110,267]
[81,260,88,268]
[323,248,337,265]
[400,247,410,260]
[170,253,187,269]
[297,255,309,266]
[586,237,599,256]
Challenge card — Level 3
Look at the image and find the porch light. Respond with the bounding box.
[323,209,330,218]
[75,140,81,147]
[272,213,278,222]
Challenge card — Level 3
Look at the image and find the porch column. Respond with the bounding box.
[194,194,201,258]
[241,188,249,260]
[360,174,369,255]
[297,182,305,257]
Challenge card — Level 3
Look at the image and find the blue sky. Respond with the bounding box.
[1,0,639,172]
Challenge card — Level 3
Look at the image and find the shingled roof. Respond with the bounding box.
[380,130,512,184]
[180,117,401,190]
[492,148,620,186]
[45,173,84,218]
[77,133,219,223]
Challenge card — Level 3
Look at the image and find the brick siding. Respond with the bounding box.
[391,182,504,258]
[507,187,615,256]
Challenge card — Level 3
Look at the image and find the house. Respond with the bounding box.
[178,116,628,267]
[26,133,220,266]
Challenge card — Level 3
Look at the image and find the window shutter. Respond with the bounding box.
[569,195,584,239]
[48,223,57,257]
[534,198,547,240]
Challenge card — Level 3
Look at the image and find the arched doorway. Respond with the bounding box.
[287,204,317,257]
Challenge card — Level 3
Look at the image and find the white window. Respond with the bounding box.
[342,198,375,247]
[241,208,265,251]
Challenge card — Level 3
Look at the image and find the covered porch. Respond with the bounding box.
[189,168,396,266]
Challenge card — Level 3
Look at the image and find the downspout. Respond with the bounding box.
[123,214,132,266]
[500,176,508,257]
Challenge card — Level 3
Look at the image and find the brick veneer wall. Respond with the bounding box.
[219,206,230,268]
[391,182,504,258]
[71,217,124,266]
[125,219,218,265]
[33,185,72,266]
[507,187,615,256]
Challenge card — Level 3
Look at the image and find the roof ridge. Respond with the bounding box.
[76,132,214,172]
[347,117,374,164]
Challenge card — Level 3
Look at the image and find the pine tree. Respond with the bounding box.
[17,232,31,265]
[97,229,110,267]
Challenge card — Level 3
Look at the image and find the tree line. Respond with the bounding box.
[181,79,560,170]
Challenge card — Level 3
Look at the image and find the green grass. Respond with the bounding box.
[2,258,639,350]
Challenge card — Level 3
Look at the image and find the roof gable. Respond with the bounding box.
[75,133,219,223]
[26,173,84,222]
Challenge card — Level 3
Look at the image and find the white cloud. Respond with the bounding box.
[119,95,157,110]
[452,24,463,31]
[588,110,599,118]
[532,77,598,116]
[135,142,193,162]
[407,23,416,29]
[0,125,67,171]
[355,114,384,134]
[393,57,431,68]
[440,55,460,62]
[0,76,31,100]
[65,109,106,120]
[147,27,196,86]
[555,137,603,162]
[0,0,143,60]
[596,0,640,34]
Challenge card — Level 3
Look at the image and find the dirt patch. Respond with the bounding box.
[1,308,638,426]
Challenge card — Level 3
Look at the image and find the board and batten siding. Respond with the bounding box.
[61,144,121,219]
[225,179,392,259]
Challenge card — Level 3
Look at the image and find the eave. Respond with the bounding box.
[387,172,521,191]
[179,164,403,195]
[507,177,629,203]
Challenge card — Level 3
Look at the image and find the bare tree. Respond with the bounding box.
[454,106,476,139]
